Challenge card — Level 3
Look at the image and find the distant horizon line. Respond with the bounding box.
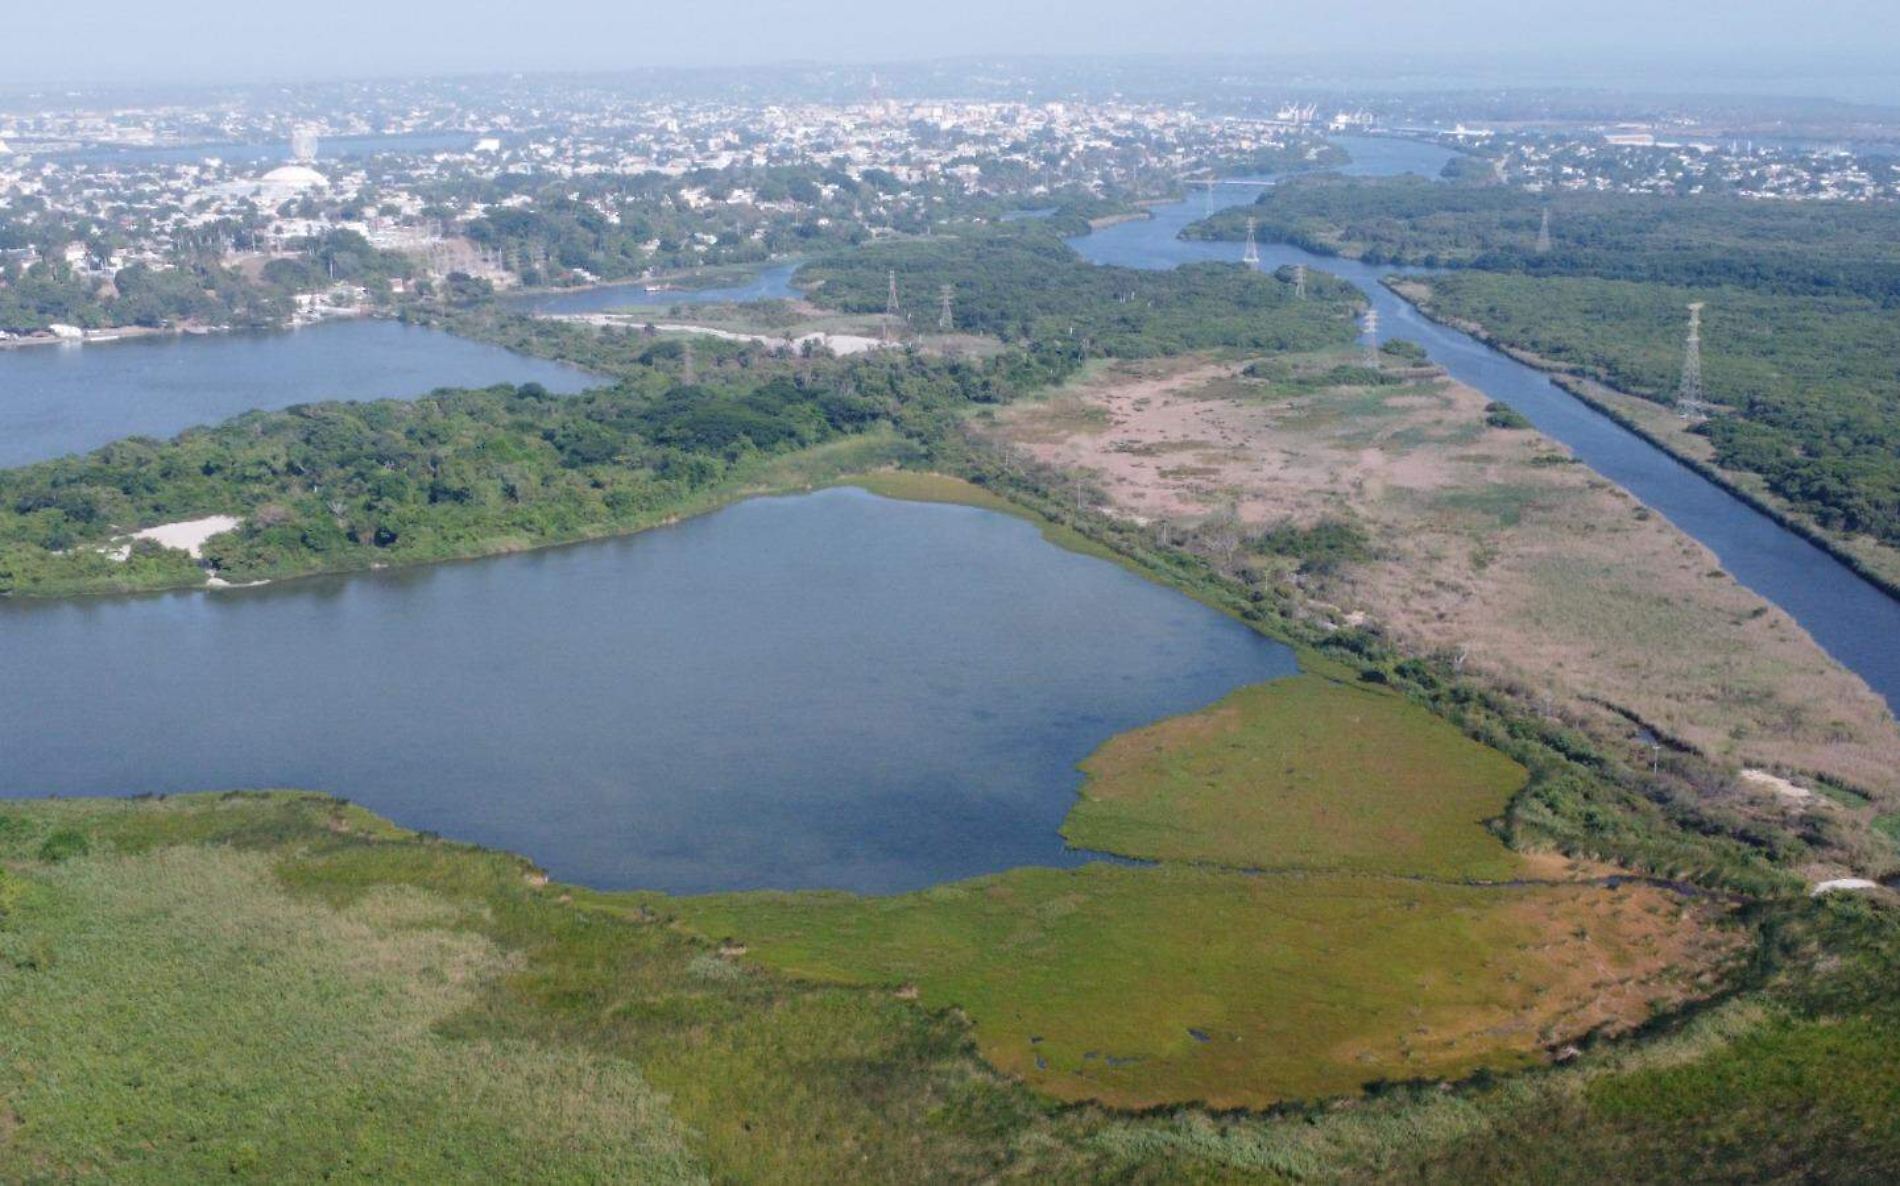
[3,49,1898,112]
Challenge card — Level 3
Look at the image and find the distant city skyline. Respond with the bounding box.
[7,0,1899,102]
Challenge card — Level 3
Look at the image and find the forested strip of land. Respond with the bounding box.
[797,221,1362,356]
[0,342,1059,596]
[1188,173,1900,300]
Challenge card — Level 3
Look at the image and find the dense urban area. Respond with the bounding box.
[5,76,1900,341]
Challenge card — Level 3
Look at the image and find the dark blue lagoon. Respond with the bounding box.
[0,487,1297,895]
[0,319,595,467]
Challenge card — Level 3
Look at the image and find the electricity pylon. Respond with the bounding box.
[883,270,901,342]
[1241,217,1260,266]
[1677,302,1712,420]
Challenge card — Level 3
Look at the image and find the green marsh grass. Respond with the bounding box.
[1063,675,1527,881]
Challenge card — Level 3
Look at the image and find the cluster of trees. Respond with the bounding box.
[465,197,671,286]
[0,341,1067,596]
[1206,139,1350,179]
[257,229,415,296]
[1187,174,1900,299]
[797,222,1361,358]
[0,225,416,334]
[1422,271,1900,544]
[0,254,292,334]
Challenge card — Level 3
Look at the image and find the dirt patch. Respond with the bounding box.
[1740,768,1813,803]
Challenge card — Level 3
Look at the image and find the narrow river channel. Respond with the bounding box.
[1073,135,1900,713]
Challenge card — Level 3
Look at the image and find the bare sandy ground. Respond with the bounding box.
[132,516,242,558]
[99,515,243,562]
[995,357,1900,810]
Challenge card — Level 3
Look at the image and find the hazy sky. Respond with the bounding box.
[12,0,1899,93]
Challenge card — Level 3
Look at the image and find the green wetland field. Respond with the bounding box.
[1,742,1893,1182]
[2,225,1898,1183]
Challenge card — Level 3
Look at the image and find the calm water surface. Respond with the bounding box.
[507,262,803,315]
[1074,133,1900,711]
[0,320,594,467]
[0,489,1297,894]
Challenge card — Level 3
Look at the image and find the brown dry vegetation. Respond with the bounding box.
[992,355,1900,859]
[670,866,1742,1110]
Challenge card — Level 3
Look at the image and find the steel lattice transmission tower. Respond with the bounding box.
[1362,307,1380,366]
[882,270,902,342]
[938,284,954,332]
[1241,217,1261,266]
[682,339,696,386]
[1536,206,1552,254]
[1677,302,1712,420]
[1292,263,1307,300]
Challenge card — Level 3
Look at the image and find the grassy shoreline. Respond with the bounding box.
[5,212,1897,1176]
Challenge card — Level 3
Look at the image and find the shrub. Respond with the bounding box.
[1485,401,1533,429]
[37,830,90,864]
